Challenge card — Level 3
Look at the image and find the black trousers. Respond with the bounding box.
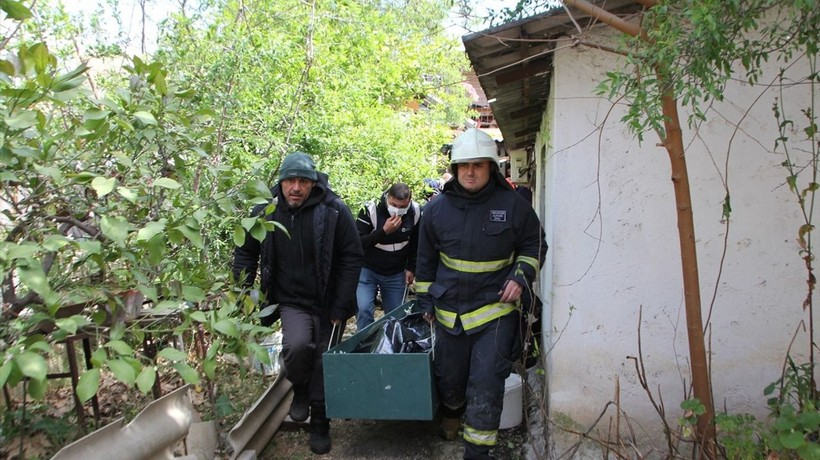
[279,305,333,404]
[434,312,519,460]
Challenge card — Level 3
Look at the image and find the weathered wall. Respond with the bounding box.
[536,25,816,456]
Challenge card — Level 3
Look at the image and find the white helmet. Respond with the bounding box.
[450,128,499,166]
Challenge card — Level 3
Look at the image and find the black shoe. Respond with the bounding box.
[309,403,331,454]
[289,386,309,422]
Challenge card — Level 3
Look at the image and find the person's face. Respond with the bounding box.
[456,160,492,193]
[281,177,315,208]
[386,195,411,217]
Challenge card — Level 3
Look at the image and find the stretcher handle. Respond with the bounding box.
[431,321,436,362]
[328,322,343,352]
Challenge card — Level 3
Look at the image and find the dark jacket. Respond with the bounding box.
[232,173,363,324]
[415,172,546,335]
[356,195,420,276]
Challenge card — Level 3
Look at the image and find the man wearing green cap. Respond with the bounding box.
[233,151,363,454]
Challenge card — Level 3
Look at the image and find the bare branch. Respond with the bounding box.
[563,0,645,39]
[53,216,104,241]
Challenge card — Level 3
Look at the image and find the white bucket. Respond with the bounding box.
[499,373,523,429]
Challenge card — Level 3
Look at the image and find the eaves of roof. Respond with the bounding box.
[461,0,641,152]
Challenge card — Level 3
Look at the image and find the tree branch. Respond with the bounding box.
[563,0,646,39]
[53,216,105,241]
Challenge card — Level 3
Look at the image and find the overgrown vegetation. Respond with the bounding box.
[0,0,469,454]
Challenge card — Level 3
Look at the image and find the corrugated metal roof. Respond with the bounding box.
[461,1,641,152]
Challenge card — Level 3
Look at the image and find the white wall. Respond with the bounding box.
[537,28,817,455]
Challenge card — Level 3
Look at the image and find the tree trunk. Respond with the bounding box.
[658,83,716,457]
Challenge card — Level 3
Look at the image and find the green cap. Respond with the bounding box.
[278,152,318,182]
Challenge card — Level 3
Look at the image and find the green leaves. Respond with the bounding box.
[0,0,32,20]
[172,362,200,385]
[213,319,239,338]
[5,109,40,130]
[17,259,52,297]
[16,351,47,381]
[76,369,101,403]
[108,359,136,386]
[137,220,167,241]
[135,367,157,394]
[92,176,117,197]
[0,0,464,420]
[133,111,158,126]
[243,180,273,204]
[100,215,132,246]
[153,177,181,189]
[158,347,187,362]
[105,340,135,356]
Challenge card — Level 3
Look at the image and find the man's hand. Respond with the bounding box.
[499,279,522,303]
[331,319,343,326]
[405,270,415,285]
[383,215,402,234]
[423,312,434,324]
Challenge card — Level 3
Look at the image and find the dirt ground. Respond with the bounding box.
[263,417,528,460]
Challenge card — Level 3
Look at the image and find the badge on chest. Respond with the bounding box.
[490,210,507,222]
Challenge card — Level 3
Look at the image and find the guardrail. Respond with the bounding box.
[51,384,219,460]
[227,372,293,459]
[48,374,293,460]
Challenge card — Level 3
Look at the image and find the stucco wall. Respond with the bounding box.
[537,29,817,455]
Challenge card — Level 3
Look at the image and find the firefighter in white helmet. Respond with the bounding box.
[416,128,547,459]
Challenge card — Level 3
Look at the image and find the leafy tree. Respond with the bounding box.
[155,0,469,206]
[1,0,470,414]
[0,1,274,404]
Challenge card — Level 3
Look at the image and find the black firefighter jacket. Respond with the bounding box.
[232,173,363,325]
[415,174,546,335]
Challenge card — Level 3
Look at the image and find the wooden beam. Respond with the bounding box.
[494,58,550,86]
[509,104,546,119]
[510,140,535,151]
[514,125,540,137]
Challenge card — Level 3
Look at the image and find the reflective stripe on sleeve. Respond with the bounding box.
[439,252,514,273]
[515,255,539,271]
[415,281,431,294]
[435,308,457,329]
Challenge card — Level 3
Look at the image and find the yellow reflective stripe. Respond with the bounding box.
[415,281,431,294]
[515,255,539,271]
[463,425,497,446]
[440,252,514,273]
[460,303,515,330]
[435,308,457,328]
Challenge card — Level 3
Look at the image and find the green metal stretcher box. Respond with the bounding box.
[323,300,437,420]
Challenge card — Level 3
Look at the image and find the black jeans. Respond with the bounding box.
[279,305,333,404]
